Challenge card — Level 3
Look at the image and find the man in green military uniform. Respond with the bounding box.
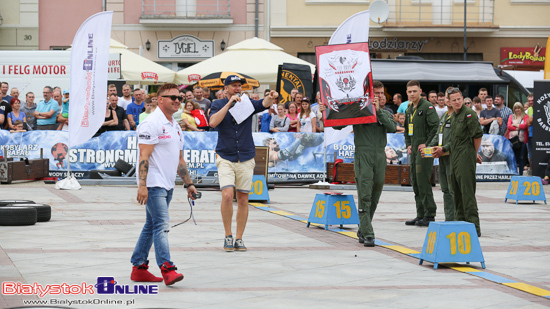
[426,88,455,221]
[404,80,440,227]
[348,81,396,247]
[447,88,483,236]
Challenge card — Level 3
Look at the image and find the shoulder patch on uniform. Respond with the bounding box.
[467,114,472,118]
[428,106,433,109]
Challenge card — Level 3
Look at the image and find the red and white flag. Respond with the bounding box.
[69,11,113,148]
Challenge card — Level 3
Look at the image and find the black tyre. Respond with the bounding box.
[114,159,134,174]
[0,200,35,206]
[0,207,37,226]
[89,169,122,179]
[3,204,51,222]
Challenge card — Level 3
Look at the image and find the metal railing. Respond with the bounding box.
[384,0,494,27]
[142,0,231,18]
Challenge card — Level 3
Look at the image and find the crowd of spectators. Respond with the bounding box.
[0,81,537,175]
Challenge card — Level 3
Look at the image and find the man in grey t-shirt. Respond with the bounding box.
[192,87,211,115]
[21,92,38,130]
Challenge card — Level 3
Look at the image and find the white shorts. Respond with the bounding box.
[216,155,255,193]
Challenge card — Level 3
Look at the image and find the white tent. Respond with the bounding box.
[110,39,175,84]
[175,37,316,85]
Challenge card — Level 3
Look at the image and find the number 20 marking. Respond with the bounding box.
[249,180,263,195]
[509,180,540,196]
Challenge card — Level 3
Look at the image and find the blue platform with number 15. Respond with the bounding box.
[307,193,359,230]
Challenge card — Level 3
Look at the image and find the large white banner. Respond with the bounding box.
[69,11,113,148]
[328,10,370,45]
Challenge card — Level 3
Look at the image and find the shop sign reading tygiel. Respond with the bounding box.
[158,35,214,59]
[501,45,545,67]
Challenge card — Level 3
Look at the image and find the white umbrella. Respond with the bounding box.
[110,39,175,84]
[175,37,316,85]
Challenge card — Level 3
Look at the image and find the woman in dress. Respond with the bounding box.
[298,98,317,133]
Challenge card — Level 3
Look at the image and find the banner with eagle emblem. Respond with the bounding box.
[316,42,375,127]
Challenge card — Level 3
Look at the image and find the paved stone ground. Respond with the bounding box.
[1,181,549,308]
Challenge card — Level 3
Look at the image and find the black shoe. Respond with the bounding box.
[364,237,375,247]
[415,217,435,227]
[477,231,481,237]
[357,231,365,243]
[405,217,421,225]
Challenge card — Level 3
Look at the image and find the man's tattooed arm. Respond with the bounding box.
[139,159,149,187]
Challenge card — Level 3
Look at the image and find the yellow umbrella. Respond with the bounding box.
[198,72,260,91]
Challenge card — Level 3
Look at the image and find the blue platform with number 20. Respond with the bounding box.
[505,176,546,204]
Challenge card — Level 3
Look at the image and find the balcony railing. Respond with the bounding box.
[141,0,231,18]
[383,0,494,27]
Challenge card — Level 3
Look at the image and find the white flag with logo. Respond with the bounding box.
[325,10,370,146]
[328,10,370,45]
[69,11,113,148]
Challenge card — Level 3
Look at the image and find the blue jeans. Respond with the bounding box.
[131,187,173,268]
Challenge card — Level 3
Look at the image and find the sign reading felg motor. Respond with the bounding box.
[157,35,214,59]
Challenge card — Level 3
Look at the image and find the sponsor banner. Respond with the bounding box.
[532,81,550,178]
[0,131,517,182]
[276,63,314,106]
[69,11,113,148]
[501,46,545,67]
[328,10,370,45]
[477,134,518,181]
[317,42,376,127]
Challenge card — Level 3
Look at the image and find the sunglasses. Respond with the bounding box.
[447,87,460,94]
[161,95,184,101]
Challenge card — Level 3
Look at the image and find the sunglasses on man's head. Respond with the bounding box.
[161,95,184,101]
[447,87,460,94]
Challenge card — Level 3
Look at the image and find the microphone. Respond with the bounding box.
[230,93,241,108]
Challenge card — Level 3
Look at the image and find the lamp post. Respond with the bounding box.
[463,0,467,61]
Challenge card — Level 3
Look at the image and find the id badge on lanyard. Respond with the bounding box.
[408,123,414,136]
[438,133,443,146]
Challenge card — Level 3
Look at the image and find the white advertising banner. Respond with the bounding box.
[69,11,113,148]
[328,10,370,45]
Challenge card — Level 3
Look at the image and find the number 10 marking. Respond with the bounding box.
[446,232,471,255]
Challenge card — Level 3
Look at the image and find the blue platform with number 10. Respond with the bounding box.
[419,221,485,270]
[307,193,359,230]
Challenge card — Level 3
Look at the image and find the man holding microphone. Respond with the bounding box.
[209,75,279,251]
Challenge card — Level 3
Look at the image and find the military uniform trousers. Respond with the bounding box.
[354,150,386,238]
[438,156,455,221]
[411,149,437,218]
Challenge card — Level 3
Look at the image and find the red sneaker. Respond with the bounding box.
[160,262,184,286]
[131,261,163,282]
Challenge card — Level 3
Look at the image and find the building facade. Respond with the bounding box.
[0,0,267,71]
[269,0,550,71]
[0,0,547,72]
